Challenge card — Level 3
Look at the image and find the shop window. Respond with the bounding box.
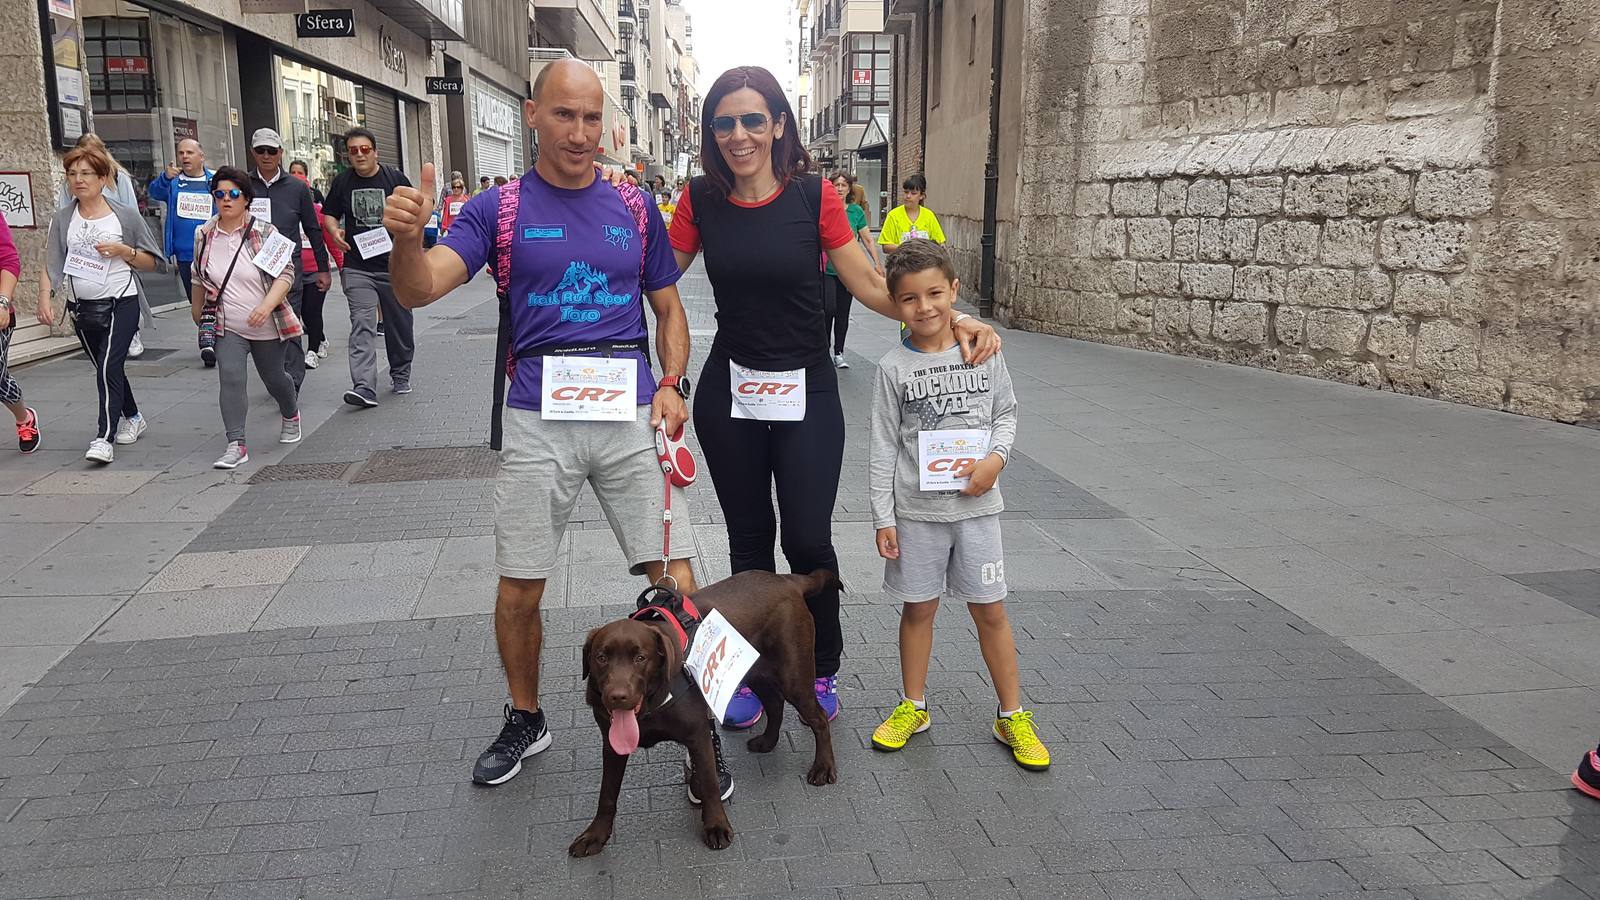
[85,17,156,114]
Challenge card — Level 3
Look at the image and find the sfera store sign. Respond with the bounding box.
[426,76,464,96]
[295,9,355,38]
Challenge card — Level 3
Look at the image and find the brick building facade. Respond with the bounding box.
[890,0,1600,423]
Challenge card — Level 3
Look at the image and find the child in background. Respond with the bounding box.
[866,238,1048,771]
[878,174,946,255]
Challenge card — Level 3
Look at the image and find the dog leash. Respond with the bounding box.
[654,421,697,590]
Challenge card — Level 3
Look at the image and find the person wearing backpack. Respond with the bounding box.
[383,59,713,792]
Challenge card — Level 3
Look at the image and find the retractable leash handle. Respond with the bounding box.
[655,421,698,589]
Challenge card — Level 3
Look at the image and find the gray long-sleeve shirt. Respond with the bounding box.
[869,344,1018,528]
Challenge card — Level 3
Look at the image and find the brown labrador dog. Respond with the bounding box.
[568,568,842,856]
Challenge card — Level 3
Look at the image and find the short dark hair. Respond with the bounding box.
[902,174,927,193]
[210,166,255,203]
[344,127,378,149]
[289,159,309,175]
[885,238,957,296]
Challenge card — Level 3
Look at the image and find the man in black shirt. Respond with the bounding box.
[248,128,329,390]
[322,127,414,407]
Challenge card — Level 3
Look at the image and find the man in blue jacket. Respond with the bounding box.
[147,138,216,364]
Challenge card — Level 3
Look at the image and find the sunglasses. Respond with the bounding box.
[253,146,280,155]
[212,189,242,200]
[348,145,375,156]
[711,113,773,137]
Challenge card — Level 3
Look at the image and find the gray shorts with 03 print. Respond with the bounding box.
[496,405,697,580]
[882,514,1007,605]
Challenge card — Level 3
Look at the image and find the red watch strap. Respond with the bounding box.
[659,376,681,388]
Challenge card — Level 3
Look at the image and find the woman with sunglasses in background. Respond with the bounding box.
[440,177,469,235]
[665,66,1001,729]
[190,167,303,470]
[38,145,166,464]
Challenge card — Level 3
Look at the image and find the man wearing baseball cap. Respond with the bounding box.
[248,127,330,390]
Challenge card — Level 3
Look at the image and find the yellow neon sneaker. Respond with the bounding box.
[993,709,1050,771]
[871,699,930,752]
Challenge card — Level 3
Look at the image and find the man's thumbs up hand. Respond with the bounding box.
[384,162,437,244]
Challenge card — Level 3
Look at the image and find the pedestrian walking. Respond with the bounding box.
[55,134,150,359]
[663,66,999,729]
[321,127,414,407]
[37,144,167,465]
[146,138,215,364]
[867,239,1049,771]
[878,173,946,254]
[292,169,342,369]
[384,59,711,791]
[289,159,325,204]
[0,217,41,453]
[248,128,329,391]
[189,166,303,470]
[439,177,469,234]
[822,172,880,369]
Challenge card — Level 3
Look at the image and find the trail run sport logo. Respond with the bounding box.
[530,261,632,322]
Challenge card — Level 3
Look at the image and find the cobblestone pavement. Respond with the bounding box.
[0,264,1597,898]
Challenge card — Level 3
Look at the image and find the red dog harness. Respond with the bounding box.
[629,584,702,652]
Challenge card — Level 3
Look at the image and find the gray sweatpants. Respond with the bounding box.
[342,268,414,395]
[280,279,306,389]
[217,331,298,443]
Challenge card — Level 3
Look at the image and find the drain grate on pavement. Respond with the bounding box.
[247,461,355,484]
[351,446,498,483]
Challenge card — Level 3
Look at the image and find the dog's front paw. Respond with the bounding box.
[701,819,733,850]
[746,732,779,753]
[806,759,837,786]
[568,825,612,857]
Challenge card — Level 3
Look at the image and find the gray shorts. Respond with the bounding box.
[882,514,1008,605]
[496,405,697,580]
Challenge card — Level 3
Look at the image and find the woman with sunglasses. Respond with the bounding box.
[440,177,470,235]
[665,66,1000,728]
[38,145,166,464]
[190,167,303,470]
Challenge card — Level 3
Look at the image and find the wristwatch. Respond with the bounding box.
[659,375,691,400]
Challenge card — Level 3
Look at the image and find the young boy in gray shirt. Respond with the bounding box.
[866,239,1050,771]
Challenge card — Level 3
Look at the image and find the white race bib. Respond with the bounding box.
[540,355,637,421]
[908,228,930,240]
[685,610,761,722]
[448,200,464,216]
[918,429,991,492]
[353,227,393,259]
[251,232,297,278]
[249,198,271,220]
[175,191,212,220]
[64,250,108,285]
[729,362,805,421]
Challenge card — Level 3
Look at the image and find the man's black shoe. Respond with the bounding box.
[684,719,735,804]
[472,704,551,785]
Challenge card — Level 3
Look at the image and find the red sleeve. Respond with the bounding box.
[0,218,18,279]
[668,184,700,253]
[819,182,854,251]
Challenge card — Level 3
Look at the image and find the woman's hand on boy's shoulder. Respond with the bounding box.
[954,316,1001,365]
[875,527,900,560]
[958,454,1006,498]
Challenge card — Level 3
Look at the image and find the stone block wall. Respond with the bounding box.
[1004,0,1600,423]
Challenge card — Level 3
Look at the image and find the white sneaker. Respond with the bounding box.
[317,342,329,359]
[85,438,114,464]
[128,332,144,359]
[114,414,147,445]
[213,441,248,469]
[304,350,319,370]
[834,353,850,369]
[279,416,302,444]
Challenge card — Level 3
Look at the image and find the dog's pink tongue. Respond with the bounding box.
[608,708,641,755]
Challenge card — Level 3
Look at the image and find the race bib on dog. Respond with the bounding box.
[685,610,760,722]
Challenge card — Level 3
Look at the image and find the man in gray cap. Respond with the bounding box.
[248,127,330,390]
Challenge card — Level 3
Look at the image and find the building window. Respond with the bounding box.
[844,33,890,125]
[85,17,157,114]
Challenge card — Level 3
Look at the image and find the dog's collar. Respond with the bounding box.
[630,585,703,653]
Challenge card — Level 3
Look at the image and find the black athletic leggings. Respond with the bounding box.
[694,350,845,678]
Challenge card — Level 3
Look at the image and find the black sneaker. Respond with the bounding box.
[342,388,378,408]
[200,346,216,368]
[472,705,551,785]
[684,720,735,804]
[16,408,39,453]
[1575,742,1600,802]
